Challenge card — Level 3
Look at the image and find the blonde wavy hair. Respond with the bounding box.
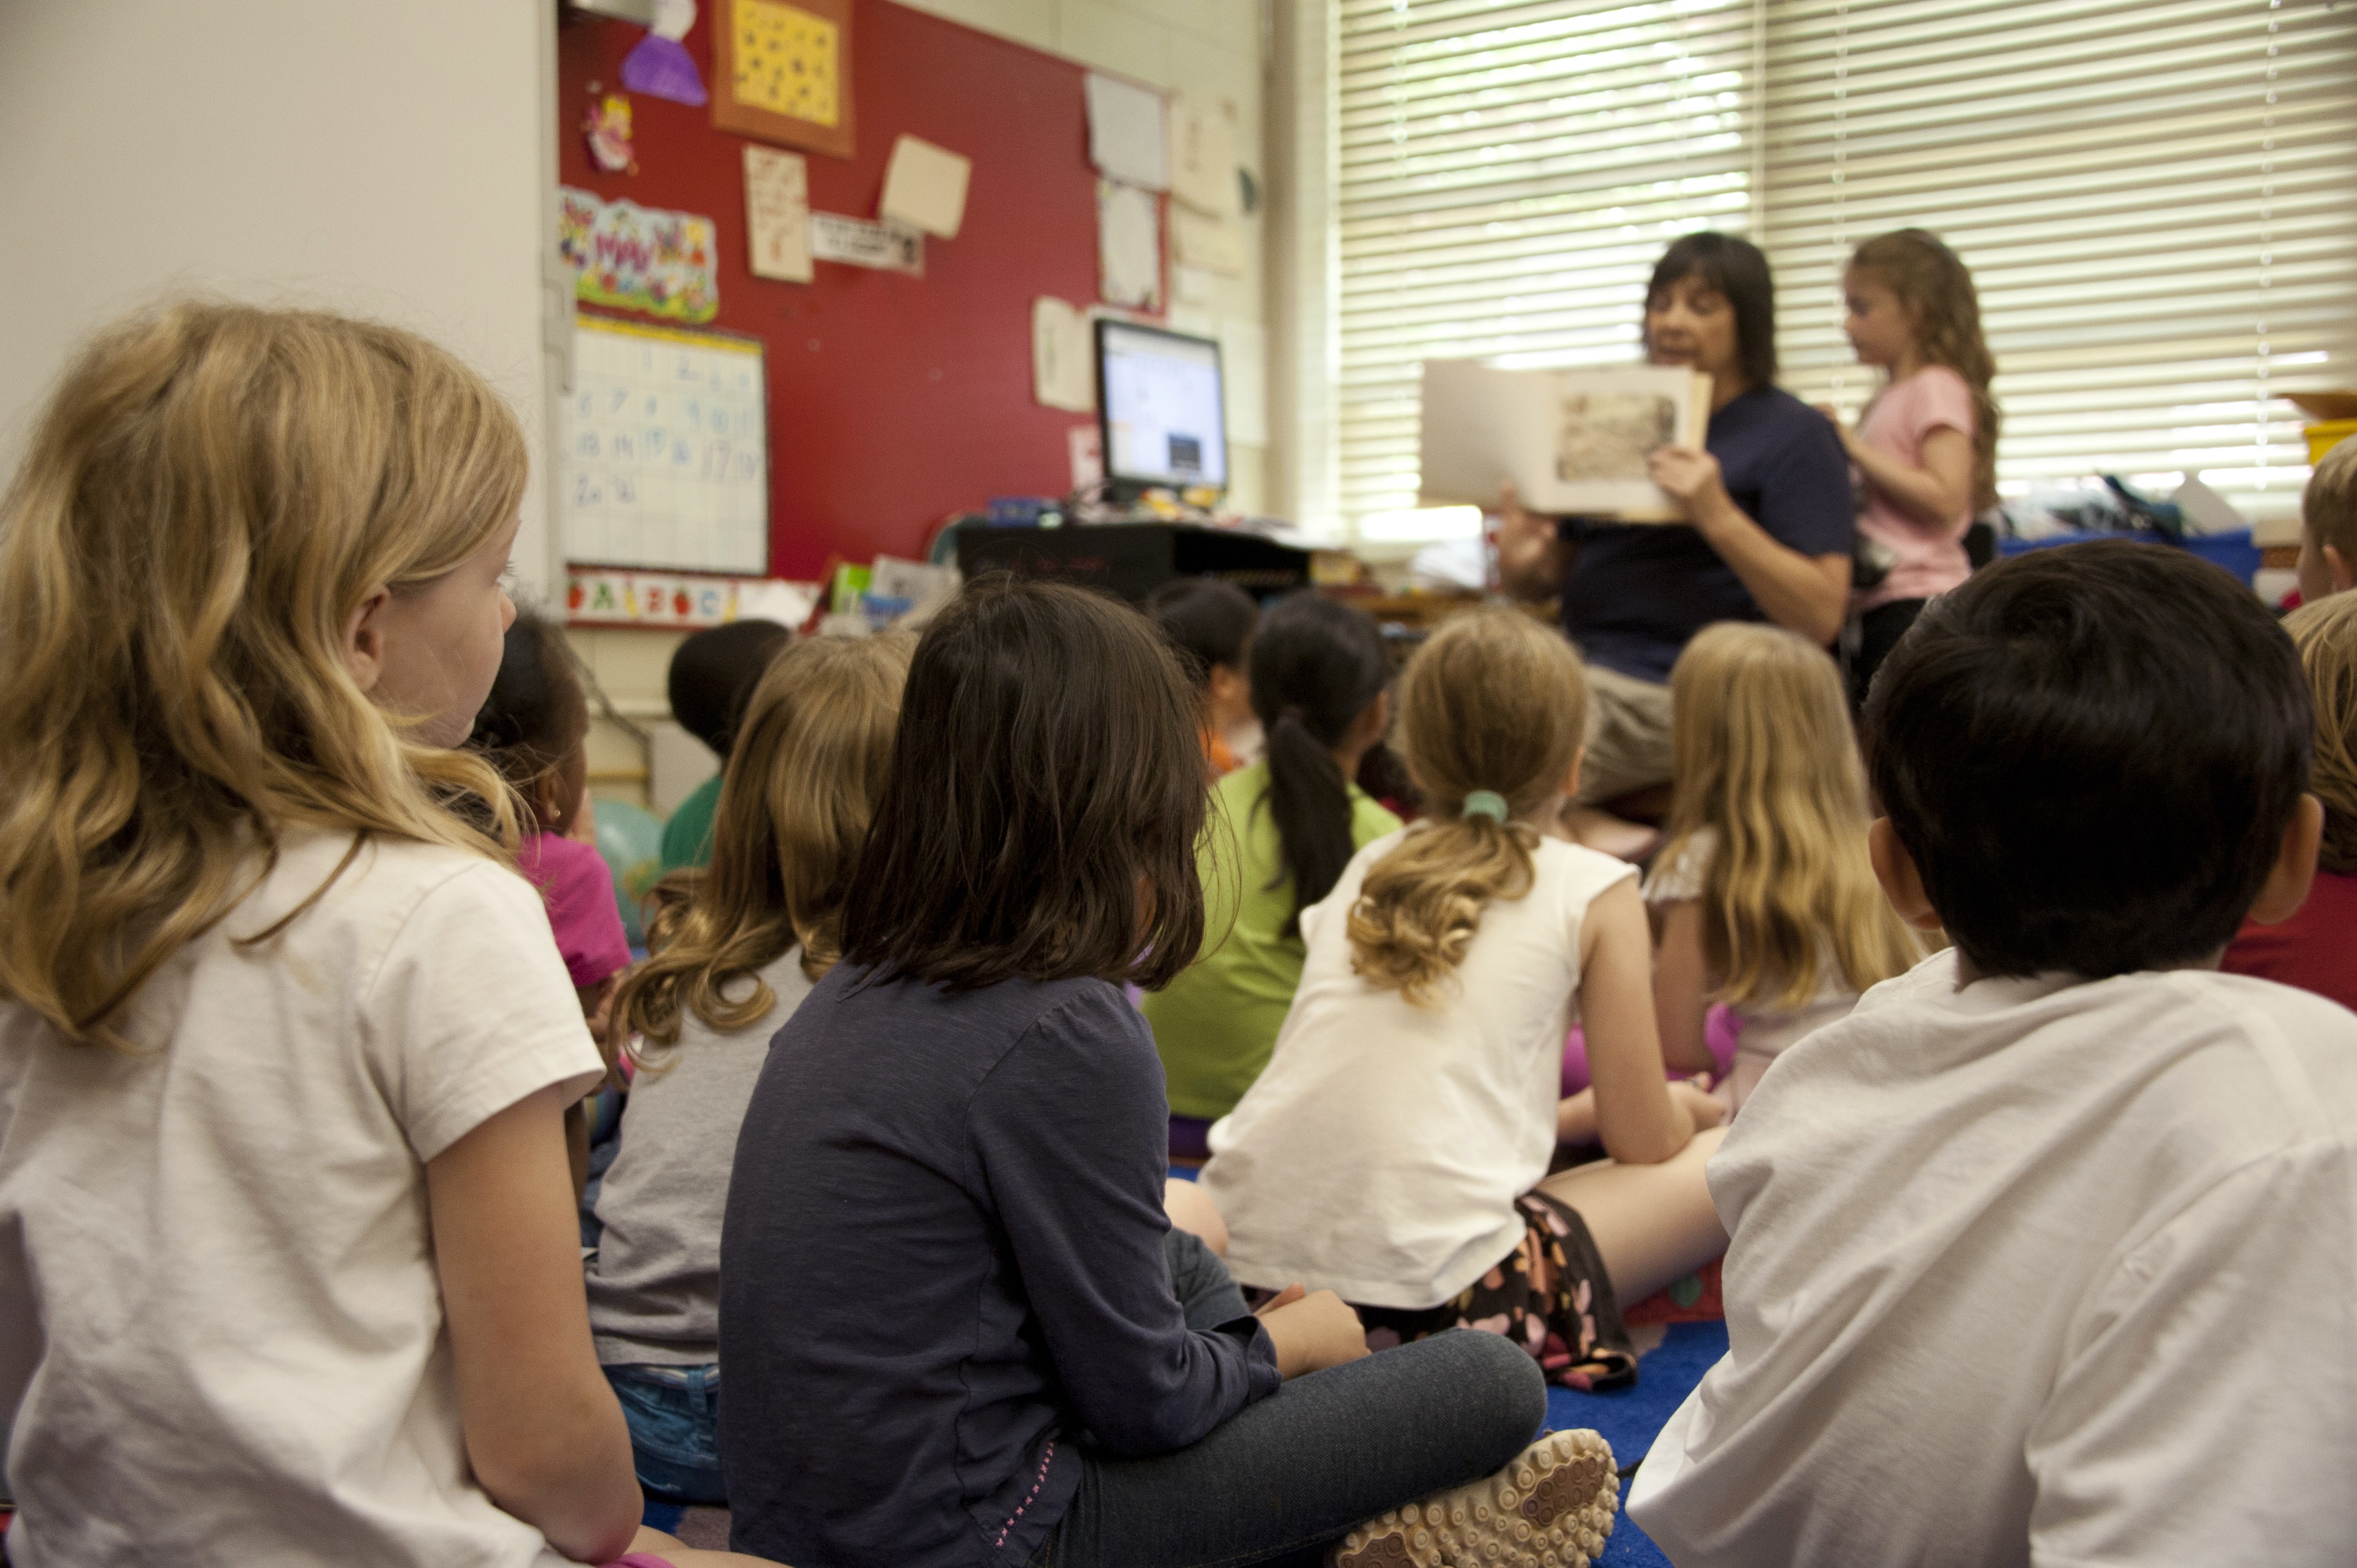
[1658,622,1921,1009]
[1347,609,1586,1004]
[0,301,527,1048]
[2283,593,2357,875]
[1849,228,2001,512]
[616,631,912,1069]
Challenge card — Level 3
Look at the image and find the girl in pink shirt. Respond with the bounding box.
[1820,228,2001,708]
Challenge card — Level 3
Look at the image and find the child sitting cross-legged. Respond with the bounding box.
[1646,622,1924,1111]
[719,580,1624,1568]
[586,630,913,1504]
[1204,608,1730,1388]
[1629,540,2357,1564]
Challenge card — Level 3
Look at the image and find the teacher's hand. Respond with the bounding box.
[1648,444,1731,525]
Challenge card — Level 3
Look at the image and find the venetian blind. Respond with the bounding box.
[1761,0,2357,523]
[1335,0,1763,536]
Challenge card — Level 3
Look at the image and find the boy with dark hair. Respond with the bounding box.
[1629,541,2357,1565]
[658,617,792,871]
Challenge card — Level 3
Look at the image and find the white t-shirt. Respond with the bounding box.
[1203,828,1636,1309]
[588,947,814,1365]
[0,832,606,1568]
[1628,951,2357,1566]
[1642,828,1860,1108]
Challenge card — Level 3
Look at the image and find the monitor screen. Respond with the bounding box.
[1098,321,1227,491]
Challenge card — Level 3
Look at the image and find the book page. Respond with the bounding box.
[1419,362,1706,521]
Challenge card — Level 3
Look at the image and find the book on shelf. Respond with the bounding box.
[1417,360,1712,522]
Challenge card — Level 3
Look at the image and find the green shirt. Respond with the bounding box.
[658,772,723,873]
[1143,761,1402,1121]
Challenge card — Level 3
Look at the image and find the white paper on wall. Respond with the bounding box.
[880,134,972,239]
[810,212,925,274]
[1096,179,1162,311]
[1169,92,1239,218]
[1084,73,1168,191]
[1219,319,1268,447]
[1172,207,1244,276]
[1032,296,1095,412]
[743,145,813,283]
[558,317,769,574]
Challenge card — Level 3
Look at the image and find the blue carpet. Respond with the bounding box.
[1547,1319,1726,1567]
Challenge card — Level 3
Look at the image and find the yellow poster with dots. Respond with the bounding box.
[733,0,839,128]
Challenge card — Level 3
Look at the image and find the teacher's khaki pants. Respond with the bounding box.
[1576,662,1675,805]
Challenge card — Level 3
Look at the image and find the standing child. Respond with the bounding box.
[1143,592,1399,1158]
[1646,622,1924,1110]
[1203,609,1728,1388]
[2223,591,2357,1008]
[0,303,769,1567]
[588,631,912,1504]
[1821,227,2000,706]
[720,580,1624,1568]
[1628,543,2357,1564]
[1146,575,1259,776]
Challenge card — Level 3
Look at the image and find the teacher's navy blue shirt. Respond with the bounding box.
[1559,384,1852,683]
[719,965,1280,1568]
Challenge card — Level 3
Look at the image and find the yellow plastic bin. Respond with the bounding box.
[2289,393,2357,465]
[2307,420,2357,465]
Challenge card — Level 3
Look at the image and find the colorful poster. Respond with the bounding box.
[559,187,720,323]
[733,0,841,126]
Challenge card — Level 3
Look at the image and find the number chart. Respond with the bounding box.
[559,317,770,575]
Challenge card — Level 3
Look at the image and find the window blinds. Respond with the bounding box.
[1334,0,2357,538]
[1335,0,1761,534]
[1762,0,2357,523]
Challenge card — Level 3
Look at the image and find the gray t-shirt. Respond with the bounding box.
[587,947,814,1366]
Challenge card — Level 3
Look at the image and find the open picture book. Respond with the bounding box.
[1418,360,1712,522]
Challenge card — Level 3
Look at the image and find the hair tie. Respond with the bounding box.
[1460,791,1509,822]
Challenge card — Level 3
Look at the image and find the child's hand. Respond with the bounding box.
[1255,1284,1369,1379]
[1670,1076,1730,1131]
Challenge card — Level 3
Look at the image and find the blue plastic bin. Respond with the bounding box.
[1995,527,2261,586]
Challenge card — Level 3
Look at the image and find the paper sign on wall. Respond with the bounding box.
[1170,93,1239,218]
[1172,208,1244,277]
[1096,179,1161,312]
[560,187,721,323]
[744,145,813,283]
[1084,74,1167,192]
[810,212,924,274]
[880,134,972,240]
[1032,297,1094,412]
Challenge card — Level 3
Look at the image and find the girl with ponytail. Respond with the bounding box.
[1202,609,1727,1386]
[1143,591,1400,1156]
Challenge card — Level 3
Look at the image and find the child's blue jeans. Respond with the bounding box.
[604,1361,726,1503]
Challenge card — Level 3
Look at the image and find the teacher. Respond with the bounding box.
[1496,232,1852,812]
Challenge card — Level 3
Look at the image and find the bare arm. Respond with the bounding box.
[1824,410,1974,527]
[1578,877,1696,1165]
[1651,900,1718,1075]
[428,1085,641,1564]
[1648,446,1850,644]
[1494,484,1567,602]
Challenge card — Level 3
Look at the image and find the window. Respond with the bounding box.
[1332,0,2357,541]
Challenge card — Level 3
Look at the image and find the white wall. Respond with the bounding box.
[0,0,563,596]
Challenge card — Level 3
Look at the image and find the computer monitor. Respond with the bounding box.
[1097,319,1227,496]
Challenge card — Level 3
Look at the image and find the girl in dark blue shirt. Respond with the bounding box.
[720,580,1622,1568]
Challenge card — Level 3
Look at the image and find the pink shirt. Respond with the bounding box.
[1852,364,1976,611]
[516,831,634,990]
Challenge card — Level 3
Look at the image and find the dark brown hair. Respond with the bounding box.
[837,578,1209,992]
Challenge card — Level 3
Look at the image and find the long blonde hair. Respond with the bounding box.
[2284,593,2357,875]
[1849,228,2001,512]
[616,632,912,1067]
[1659,623,1920,1008]
[0,301,527,1047]
[1347,609,1586,1004]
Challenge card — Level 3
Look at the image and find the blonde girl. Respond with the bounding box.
[1823,226,2001,705]
[1204,608,1727,1390]
[1648,622,1925,1109]
[587,631,912,1504]
[0,302,765,1568]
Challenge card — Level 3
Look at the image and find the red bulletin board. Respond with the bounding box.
[558,2,1155,581]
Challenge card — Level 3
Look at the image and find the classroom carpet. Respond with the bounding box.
[644,1318,1724,1566]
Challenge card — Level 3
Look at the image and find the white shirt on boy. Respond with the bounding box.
[0,832,605,1568]
[1203,827,1635,1308]
[1628,948,2357,1567]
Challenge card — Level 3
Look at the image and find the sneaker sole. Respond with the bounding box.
[1331,1428,1618,1568]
